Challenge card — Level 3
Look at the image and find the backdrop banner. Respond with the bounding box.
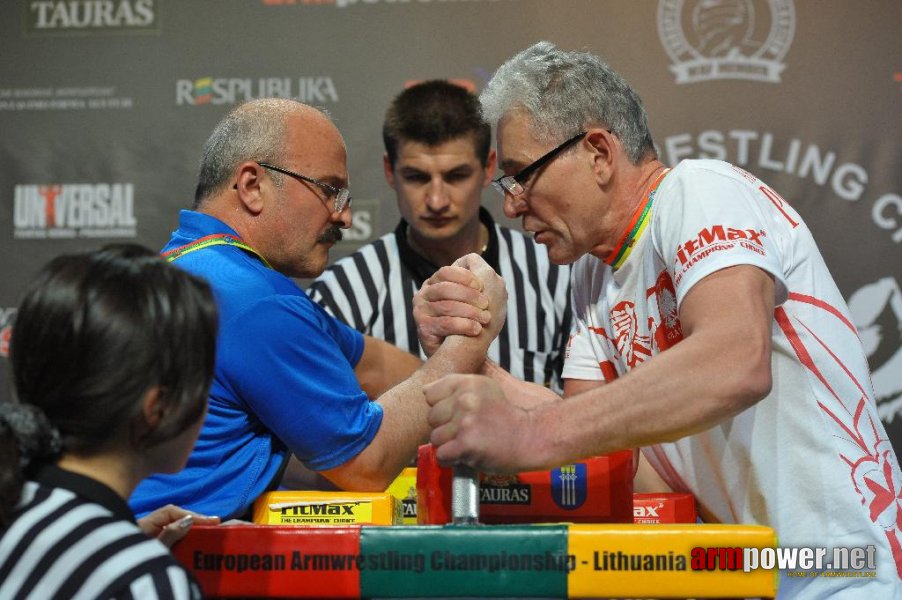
[1,0,899,452]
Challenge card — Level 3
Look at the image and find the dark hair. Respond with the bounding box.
[1,243,218,526]
[0,403,61,526]
[382,80,492,169]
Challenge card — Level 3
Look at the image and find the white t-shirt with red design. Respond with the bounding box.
[563,159,901,597]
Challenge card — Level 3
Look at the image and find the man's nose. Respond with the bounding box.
[503,192,527,218]
[425,178,450,212]
[334,205,352,229]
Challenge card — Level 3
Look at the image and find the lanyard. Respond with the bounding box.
[605,168,671,271]
[162,233,274,270]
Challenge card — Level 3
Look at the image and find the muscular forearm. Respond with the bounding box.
[529,325,771,470]
[481,361,559,409]
[324,334,491,490]
[355,336,423,398]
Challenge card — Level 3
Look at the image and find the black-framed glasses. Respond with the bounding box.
[258,162,352,213]
[492,131,587,196]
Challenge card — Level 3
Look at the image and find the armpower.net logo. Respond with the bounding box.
[692,545,878,578]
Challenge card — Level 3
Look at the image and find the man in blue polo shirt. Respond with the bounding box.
[129,99,505,520]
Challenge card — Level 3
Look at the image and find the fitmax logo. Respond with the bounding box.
[675,225,766,266]
[634,504,663,518]
[278,503,358,516]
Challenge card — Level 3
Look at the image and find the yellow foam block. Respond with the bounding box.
[252,491,401,526]
[568,524,777,598]
[385,467,418,525]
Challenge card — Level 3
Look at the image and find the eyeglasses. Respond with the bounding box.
[258,162,352,213]
[492,131,587,196]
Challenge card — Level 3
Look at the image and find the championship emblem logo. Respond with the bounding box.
[551,464,587,510]
[657,0,795,83]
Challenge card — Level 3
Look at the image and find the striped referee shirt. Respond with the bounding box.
[309,208,572,391]
[0,464,201,600]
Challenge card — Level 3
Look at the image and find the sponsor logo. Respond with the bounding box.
[691,544,877,576]
[279,503,357,516]
[261,0,506,8]
[402,498,417,518]
[634,502,665,523]
[0,308,16,358]
[13,184,137,239]
[675,225,766,266]
[0,86,134,111]
[24,0,159,35]
[673,224,767,286]
[551,464,587,510]
[634,504,661,518]
[175,76,338,106]
[479,483,530,505]
[661,129,901,244]
[272,501,369,524]
[657,0,794,83]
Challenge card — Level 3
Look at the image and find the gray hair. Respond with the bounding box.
[193,98,324,207]
[480,42,656,164]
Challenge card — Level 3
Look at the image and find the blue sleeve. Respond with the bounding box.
[218,294,381,471]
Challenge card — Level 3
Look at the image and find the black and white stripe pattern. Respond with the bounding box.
[0,482,200,600]
[309,219,571,391]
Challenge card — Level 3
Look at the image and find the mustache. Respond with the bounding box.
[317,226,343,244]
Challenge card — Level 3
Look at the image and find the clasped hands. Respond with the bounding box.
[413,253,533,474]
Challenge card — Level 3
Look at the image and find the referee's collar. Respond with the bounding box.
[396,207,501,287]
[32,463,137,524]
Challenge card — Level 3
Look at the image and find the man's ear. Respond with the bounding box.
[383,153,397,189]
[234,161,267,215]
[482,148,497,187]
[584,129,616,186]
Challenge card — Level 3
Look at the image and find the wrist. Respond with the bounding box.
[523,404,557,471]
[442,335,490,371]
[479,359,500,378]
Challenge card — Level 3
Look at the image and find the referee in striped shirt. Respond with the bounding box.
[309,80,571,391]
[1,245,219,599]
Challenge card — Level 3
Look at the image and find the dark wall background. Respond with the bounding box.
[1,0,899,446]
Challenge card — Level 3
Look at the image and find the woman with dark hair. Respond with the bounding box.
[0,244,220,599]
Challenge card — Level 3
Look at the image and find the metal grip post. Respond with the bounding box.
[451,465,480,524]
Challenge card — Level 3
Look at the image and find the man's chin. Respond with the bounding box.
[545,241,581,265]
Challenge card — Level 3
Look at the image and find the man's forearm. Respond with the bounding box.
[324,334,492,491]
[525,328,770,471]
[481,360,560,409]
